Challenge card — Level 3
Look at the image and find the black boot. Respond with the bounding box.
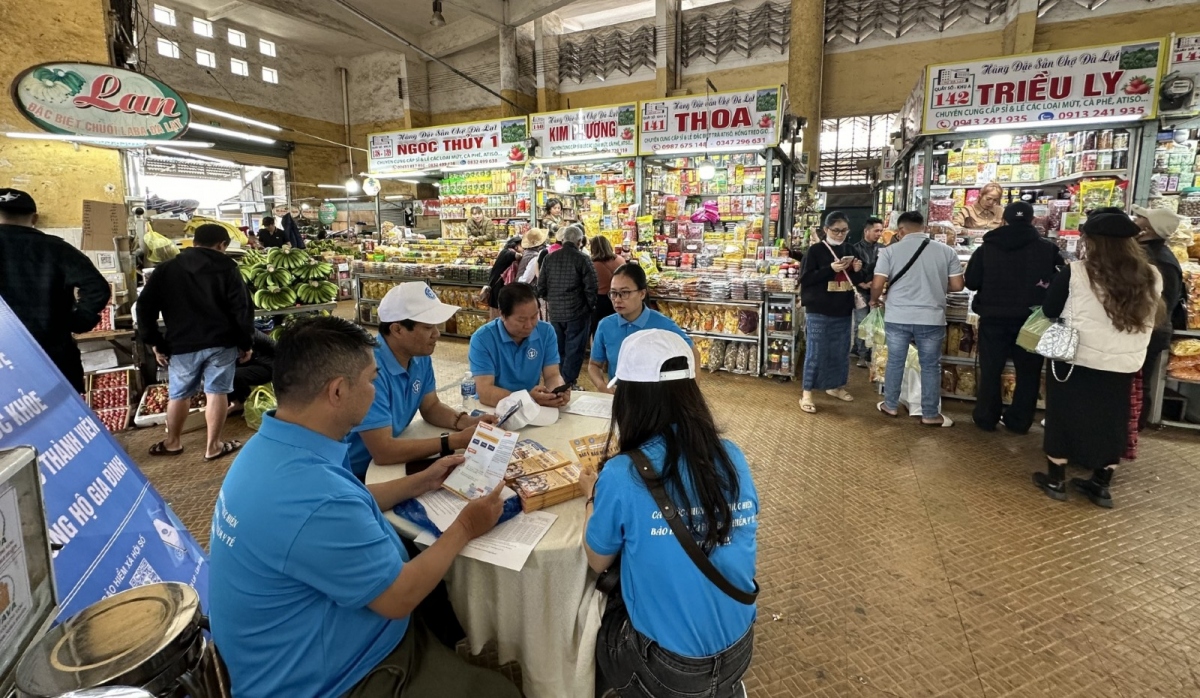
[1033,460,1068,501]
[1071,468,1114,508]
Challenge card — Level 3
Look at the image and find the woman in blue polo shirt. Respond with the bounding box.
[468,282,571,408]
[588,263,693,394]
[580,329,758,697]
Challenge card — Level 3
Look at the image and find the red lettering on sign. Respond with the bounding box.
[550,125,571,142]
[584,121,615,139]
[71,75,181,118]
[674,107,754,132]
[397,141,439,154]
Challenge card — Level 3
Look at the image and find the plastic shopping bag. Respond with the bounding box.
[898,347,941,417]
[1017,307,1053,353]
[144,224,179,264]
[244,383,276,431]
[858,307,886,348]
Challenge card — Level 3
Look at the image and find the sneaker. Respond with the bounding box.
[856,359,868,368]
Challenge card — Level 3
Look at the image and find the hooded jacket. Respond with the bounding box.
[137,246,254,355]
[964,222,1064,320]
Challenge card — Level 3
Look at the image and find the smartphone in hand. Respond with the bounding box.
[551,384,571,395]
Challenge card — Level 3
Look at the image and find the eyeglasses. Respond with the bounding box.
[827,227,849,234]
[609,289,642,300]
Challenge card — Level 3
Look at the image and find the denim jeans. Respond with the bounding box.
[552,316,590,386]
[883,323,946,418]
[851,304,871,358]
[596,595,753,698]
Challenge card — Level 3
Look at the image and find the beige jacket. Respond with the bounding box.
[1065,262,1161,373]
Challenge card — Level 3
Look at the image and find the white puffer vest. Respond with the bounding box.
[1065,262,1160,373]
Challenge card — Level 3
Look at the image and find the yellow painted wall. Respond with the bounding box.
[0,0,125,227]
[1035,4,1200,51]
[555,80,661,110]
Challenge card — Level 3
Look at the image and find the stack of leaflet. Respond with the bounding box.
[504,439,583,512]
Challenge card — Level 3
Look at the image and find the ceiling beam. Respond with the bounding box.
[442,0,505,27]
[507,0,579,27]
[419,15,498,57]
[207,1,242,21]
[233,0,421,49]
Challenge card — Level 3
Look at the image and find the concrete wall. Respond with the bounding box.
[0,0,125,226]
[425,42,506,125]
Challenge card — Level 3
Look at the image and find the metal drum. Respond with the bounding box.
[14,583,229,698]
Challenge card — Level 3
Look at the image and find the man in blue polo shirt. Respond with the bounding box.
[469,282,571,408]
[209,316,517,698]
[346,282,494,480]
[588,263,694,394]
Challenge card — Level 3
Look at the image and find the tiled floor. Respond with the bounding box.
[116,313,1200,697]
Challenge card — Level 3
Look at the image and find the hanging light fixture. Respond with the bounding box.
[697,161,717,181]
[696,79,717,181]
[344,176,360,194]
[430,0,446,26]
[553,176,571,193]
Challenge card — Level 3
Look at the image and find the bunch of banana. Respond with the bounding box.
[295,279,340,305]
[253,285,297,311]
[253,264,294,289]
[294,257,335,281]
[269,325,287,342]
[238,263,259,285]
[267,244,311,271]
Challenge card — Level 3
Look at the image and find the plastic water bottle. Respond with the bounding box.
[460,372,479,413]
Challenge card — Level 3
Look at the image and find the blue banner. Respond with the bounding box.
[0,297,208,620]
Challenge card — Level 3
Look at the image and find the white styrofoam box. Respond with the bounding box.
[80,348,119,373]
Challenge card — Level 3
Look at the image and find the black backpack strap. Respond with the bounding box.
[886,237,931,290]
[630,450,758,605]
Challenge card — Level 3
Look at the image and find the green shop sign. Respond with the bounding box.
[11,62,191,141]
[318,202,338,225]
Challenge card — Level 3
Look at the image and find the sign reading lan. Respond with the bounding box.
[368,118,529,174]
[12,62,191,141]
[922,41,1166,133]
[638,86,782,156]
[0,298,208,620]
[529,104,638,159]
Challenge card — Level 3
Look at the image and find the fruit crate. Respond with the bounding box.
[134,384,206,427]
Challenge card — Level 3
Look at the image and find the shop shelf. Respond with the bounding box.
[1158,419,1200,432]
[254,302,338,318]
[649,296,762,309]
[686,331,758,342]
[940,355,977,366]
[929,169,1128,191]
[358,298,380,305]
[768,332,797,340]
[74,329,135,341]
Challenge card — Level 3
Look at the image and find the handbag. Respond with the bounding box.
[629,450,758,605]
[1035,292,1078,382]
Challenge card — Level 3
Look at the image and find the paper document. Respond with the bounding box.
[414,510,558,571]
[562,393,613,419]
[442,421,519,499]
[415,487,518,533]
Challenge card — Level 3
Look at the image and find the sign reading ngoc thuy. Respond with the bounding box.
[12,63,191,141]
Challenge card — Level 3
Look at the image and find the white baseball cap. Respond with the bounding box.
[495,389,559,429]
[608,329,696,388]
[378,282,459,324]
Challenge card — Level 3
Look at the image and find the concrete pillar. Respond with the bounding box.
[535,16,562,112]
[655,0,680,97]
[499,27,522,116]
[400,55,430,128]
[1003,0,1038,55]
[787,0,825,178]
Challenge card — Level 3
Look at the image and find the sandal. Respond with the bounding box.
[149,440,183,456]
[825,389,854,402]
[799,397,817,414]
[876,401,898,417]
[204,440,243,461]
[922,415,955,428]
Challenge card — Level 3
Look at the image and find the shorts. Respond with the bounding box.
[168,347,238,400]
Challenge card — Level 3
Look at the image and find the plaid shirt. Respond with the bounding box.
[0,224,111,349]
[536,243,597,322]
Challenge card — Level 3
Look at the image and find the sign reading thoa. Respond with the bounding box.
[922,41,1166,133]
[368,118,529,174]
[638,86,782,156]
[529,104,637,159]
[12,63,191,141]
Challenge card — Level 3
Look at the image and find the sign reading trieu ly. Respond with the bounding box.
[368,118,529,174]
[529,104,638,159]
[922,41,1166,133]
[638,86,782,156]
[11,63,191,141]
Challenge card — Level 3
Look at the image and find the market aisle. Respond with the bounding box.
[116,338,1200,698]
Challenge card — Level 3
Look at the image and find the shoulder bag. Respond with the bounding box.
[630,450,758,605]
[1035,277,1078,382]
[884,238,931,291]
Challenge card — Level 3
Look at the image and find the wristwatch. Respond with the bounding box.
[440,433,452,457]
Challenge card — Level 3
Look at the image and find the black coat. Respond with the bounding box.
[964,223,1064,320]
[1143,238,1184,354]
[137,247,254,355]
[799,240,866,317]
[536,243,597,322]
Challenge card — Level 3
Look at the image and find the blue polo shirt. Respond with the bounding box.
[345,338,437,479]
[209,412,409,698]
[586,436,758,658]
[591,308,692,372]
[468,318,561,393]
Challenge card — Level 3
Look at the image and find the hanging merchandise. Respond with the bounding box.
[318,202,337,225]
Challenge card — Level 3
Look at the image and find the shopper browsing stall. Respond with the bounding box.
[537,225,597,389]
[1131,205,1185,430]
[589,236,626,337]
[482,237,523,320]
[229,330,276,414]
[964,202,1064,434]
[588,264,694,394]
[580,329,758,697]
[346,282,495,481]
[0,188,111,393]
[871,211,964,427]
[952,182,1005,230]
[1033,210,1161,508]
[851,217,885,367]
[209,316,518,698]
[799,212,866,414]
[517,228,548,284]
[137,223,254,460]
[469,283,571,407]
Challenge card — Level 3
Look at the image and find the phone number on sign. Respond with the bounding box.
[1054,106,1146,120]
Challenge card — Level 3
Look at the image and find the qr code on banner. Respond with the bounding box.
[130,558,163,588]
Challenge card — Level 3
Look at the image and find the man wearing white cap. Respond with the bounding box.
[345,282,494,481]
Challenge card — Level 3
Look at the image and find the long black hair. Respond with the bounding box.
[605,357,740,552]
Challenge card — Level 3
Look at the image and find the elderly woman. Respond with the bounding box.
[953,182,1005,230]
[798,211,865,413]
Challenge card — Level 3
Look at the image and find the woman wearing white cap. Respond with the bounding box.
[579,330,758,697]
